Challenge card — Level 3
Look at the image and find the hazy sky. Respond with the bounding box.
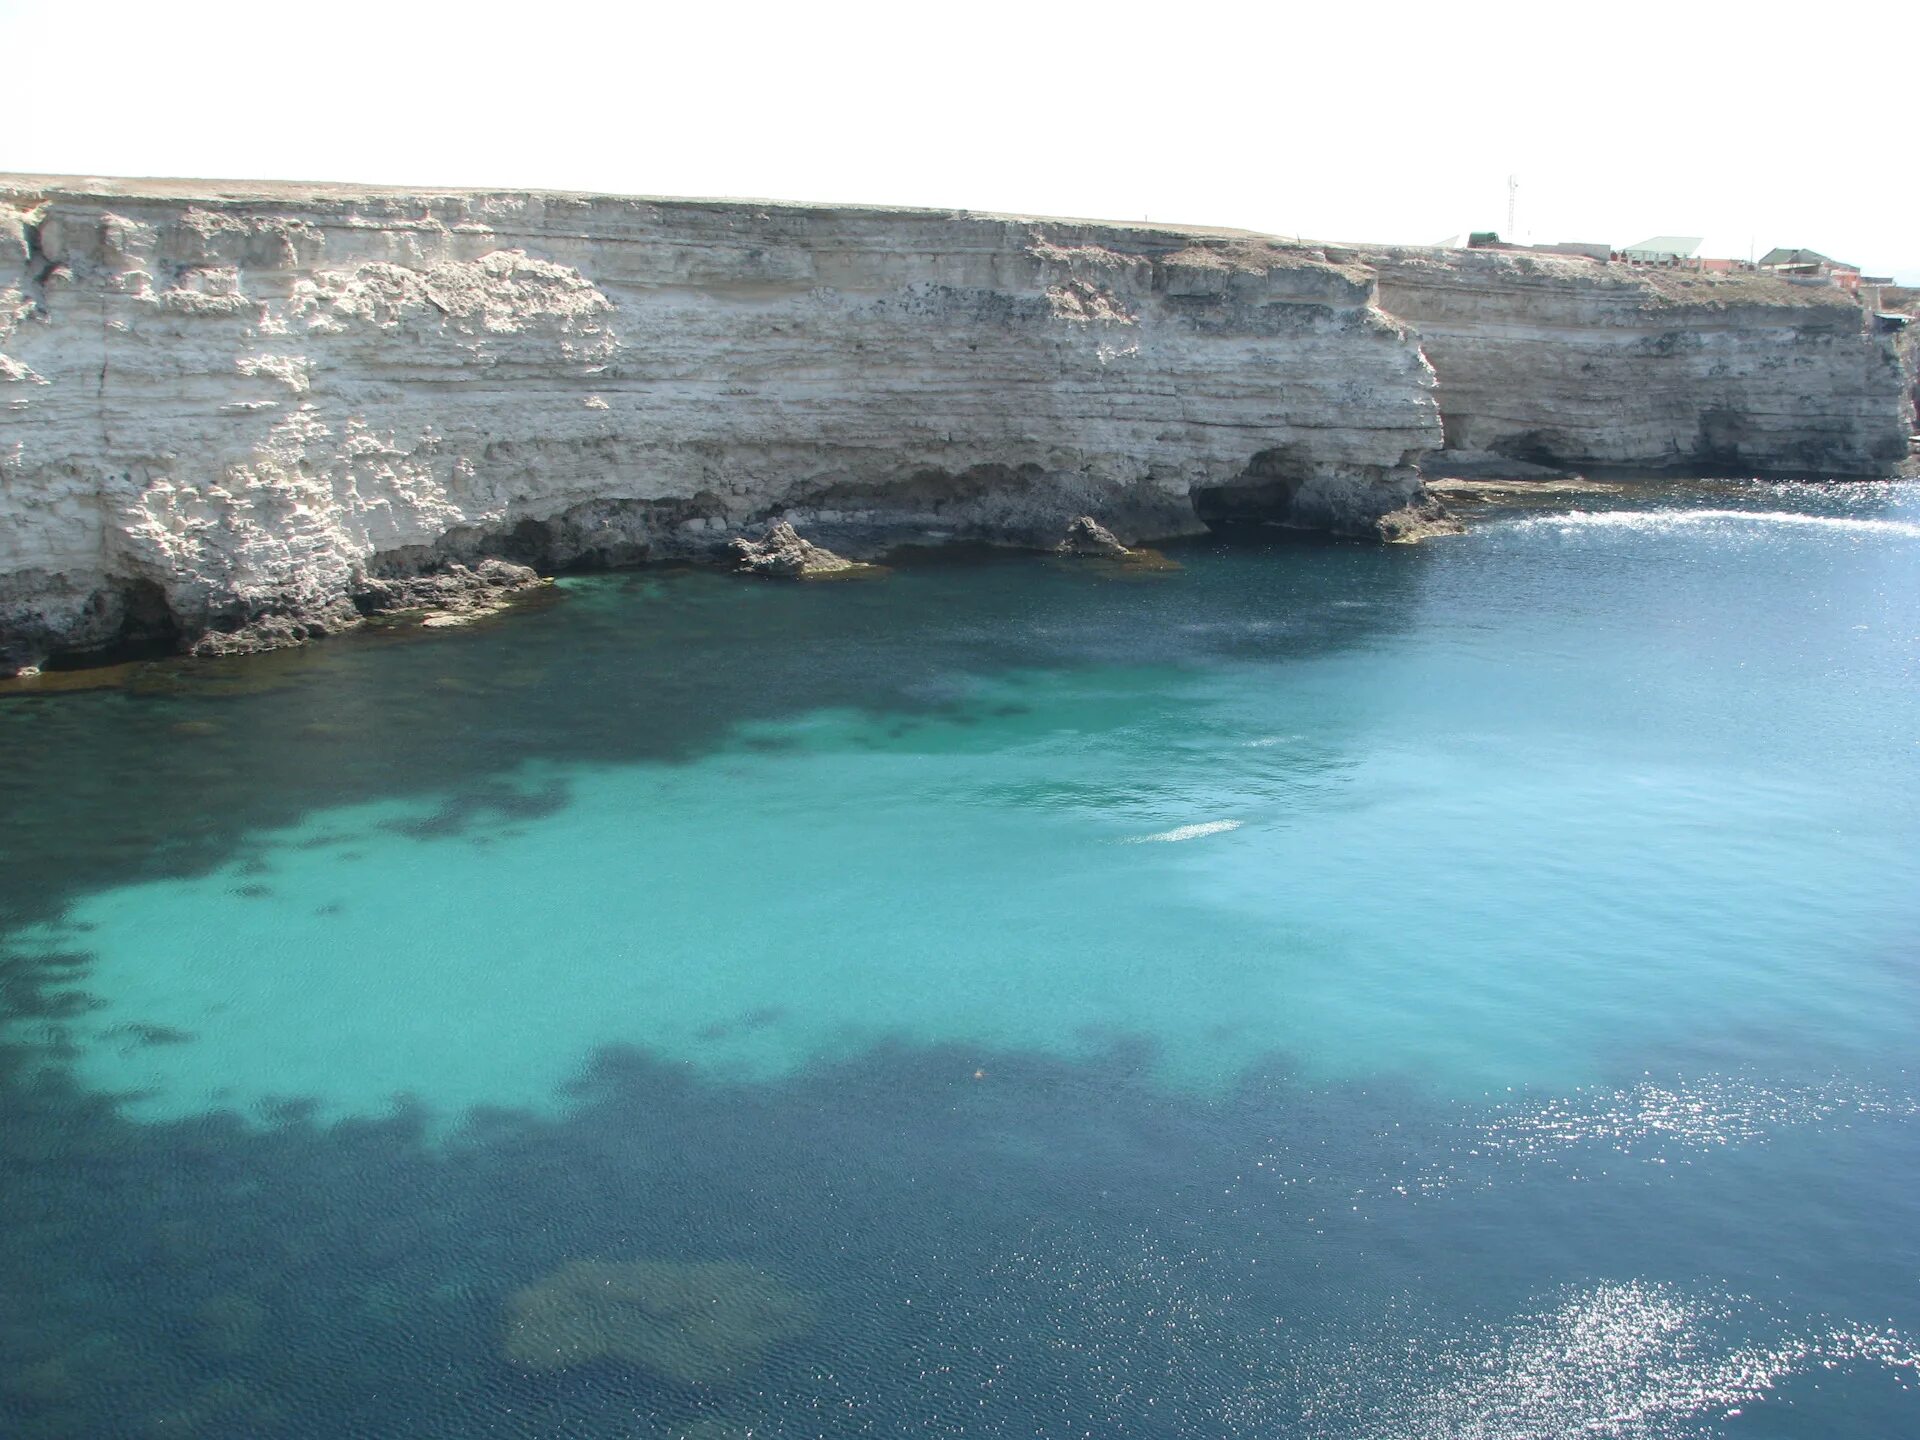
[6,0,1914,282]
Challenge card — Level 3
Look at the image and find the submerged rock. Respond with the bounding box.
[1054,516,1132,558]
[500,1259,814,1382]
[730,522,870,580]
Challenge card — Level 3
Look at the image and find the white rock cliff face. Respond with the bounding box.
[1367,247,1911,474]
[0,179,1439,672]
[0,180,1909,673]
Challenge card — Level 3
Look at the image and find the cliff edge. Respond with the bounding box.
[0,178,1909,674]
[0,178,1439,672]
[1367,246,1909,476]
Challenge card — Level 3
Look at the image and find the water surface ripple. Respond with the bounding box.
[2,480,1917,1437]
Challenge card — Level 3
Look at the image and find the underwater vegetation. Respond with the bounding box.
[502,1259,815,1382]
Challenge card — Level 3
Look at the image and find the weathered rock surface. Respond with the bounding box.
[729,521,860,579]
[1054,515,1132,558]
[1367,247,1911,476]
[177,558,544,655]
[0,178,1440,671]
[0,178,1909,673]
[1374,494,1465,544]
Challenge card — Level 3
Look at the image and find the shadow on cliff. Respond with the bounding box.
[0,534,1433,934]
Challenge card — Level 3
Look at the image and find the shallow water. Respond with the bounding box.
[3,480,1918,1437]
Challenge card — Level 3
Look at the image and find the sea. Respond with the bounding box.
[2,478,1917,1438]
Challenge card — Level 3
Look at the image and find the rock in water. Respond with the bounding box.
[1054,516,1132,558]
[1375,496,1465,544]
[500,1260,815,1382]
[188,559,544,655]
[1052,514,1183,573]
[354,558,546,631]
[731,522,858,579]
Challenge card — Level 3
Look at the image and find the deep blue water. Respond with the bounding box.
[2,480,1918,1438]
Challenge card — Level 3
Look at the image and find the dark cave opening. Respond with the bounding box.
[1192,446,1312,529]
[40,579,181,671]
[1489,429,1570,469]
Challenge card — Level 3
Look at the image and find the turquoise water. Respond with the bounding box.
[2,480,1918,1436]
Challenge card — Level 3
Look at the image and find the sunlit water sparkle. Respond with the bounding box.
[2,479,1918,1437]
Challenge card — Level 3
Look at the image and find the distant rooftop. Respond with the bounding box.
[1758,247,1859,271]
[1623,236,1703,256]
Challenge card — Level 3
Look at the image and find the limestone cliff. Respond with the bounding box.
[1367,247,1911,476]
[0,178,1910,675]
[0,178,1438,672]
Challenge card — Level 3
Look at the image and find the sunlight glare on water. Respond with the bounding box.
[2,479,1918,1438]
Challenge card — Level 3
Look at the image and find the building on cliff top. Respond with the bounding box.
[1621,236,1704,264]
[1447,234,1611,262]
[1758,247,1864,295]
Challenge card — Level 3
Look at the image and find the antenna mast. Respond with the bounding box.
[1507,175,1519,240]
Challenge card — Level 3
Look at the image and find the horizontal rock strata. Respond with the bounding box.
[0,178,1910,673]
[1367,247,1911,476]
[0,178,1439,672]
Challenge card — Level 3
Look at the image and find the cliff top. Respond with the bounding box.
[0,174,1857,312]
[0,171,1280,241]
[1366,243,1861,312]
[0,173,1385,287]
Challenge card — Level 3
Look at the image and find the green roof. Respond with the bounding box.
[1759,247,1858,271]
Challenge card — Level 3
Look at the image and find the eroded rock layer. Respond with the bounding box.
[0,178,1440,671]
[1368,247,1911,476]
[1,179,1910,673]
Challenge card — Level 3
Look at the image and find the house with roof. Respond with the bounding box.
[1757,248,1862,294]
[1620,236,1703,264]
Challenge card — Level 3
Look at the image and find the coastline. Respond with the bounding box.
[2,177,1911,674]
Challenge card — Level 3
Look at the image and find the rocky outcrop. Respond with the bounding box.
[1054,515,1132,558]
[729,521,864,579]
[174,558,545,656]
[1374,493,1464,544]
[0,178,1440,672]
[1050,513,1188,572]
[1366,247,1912,477]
